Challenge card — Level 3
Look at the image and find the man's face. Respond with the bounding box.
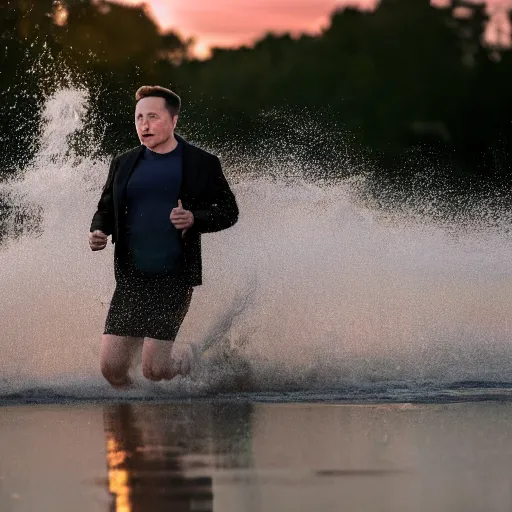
[135,96,178,152]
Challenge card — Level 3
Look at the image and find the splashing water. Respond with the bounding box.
[1,88,512,404]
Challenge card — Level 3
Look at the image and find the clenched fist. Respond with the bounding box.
[170,199,194,237]
[89,230,108,251]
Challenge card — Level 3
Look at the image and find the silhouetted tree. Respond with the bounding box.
[0,0,511,194]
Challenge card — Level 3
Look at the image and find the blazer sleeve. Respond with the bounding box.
[191,156,239,233]
[90,156,118,236]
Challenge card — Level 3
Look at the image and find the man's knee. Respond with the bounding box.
[101,358,129,385]
[100,335,138,386]
[142,363,171,381]
[142,364,157,381]
[141,338,175,381]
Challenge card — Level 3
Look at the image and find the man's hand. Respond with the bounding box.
[170,199,194,237]
[89,230,108,251]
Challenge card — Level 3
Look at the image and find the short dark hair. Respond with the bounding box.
[135,85,181,116]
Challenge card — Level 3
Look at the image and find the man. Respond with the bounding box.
[89,85,239,388]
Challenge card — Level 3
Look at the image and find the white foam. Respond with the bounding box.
[1,88,512,399]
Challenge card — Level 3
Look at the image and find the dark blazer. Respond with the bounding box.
[90,134,239,286]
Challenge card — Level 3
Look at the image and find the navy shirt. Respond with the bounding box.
[125,144,183,274]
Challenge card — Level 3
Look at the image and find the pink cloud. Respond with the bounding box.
[109,0,377,55]
[109,0,511,57]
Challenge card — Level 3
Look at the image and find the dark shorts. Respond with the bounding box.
[104,257,193,341]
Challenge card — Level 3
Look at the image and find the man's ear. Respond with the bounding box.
[172,115,179,129]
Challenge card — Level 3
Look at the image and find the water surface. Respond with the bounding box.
[1,400,512,511]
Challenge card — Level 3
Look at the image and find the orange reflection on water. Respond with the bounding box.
[106,435,132,512]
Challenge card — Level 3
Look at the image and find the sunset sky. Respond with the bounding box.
[110,0,512,57]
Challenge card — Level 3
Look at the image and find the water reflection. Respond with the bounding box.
[103,402,254,512]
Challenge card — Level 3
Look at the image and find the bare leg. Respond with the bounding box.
[142,338,197,381]
[100,334,143,388]
[170,342,196,377]
[142,338,176,381]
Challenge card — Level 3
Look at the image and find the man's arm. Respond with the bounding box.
[191,156,239,233]
[90,156,118,236]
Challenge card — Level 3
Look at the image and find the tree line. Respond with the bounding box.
[0,0,511,197]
